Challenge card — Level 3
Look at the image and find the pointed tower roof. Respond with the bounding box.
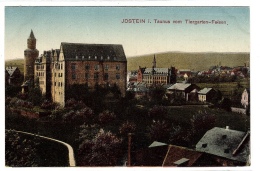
[152,54,156,68]
[28,30,35,39]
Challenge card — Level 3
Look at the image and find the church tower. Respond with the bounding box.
[152,54,156,68]
[24,30,39,82]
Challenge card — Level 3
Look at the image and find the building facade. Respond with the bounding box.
[137,55,176,86]
[24,30,127,107]
[50,42,127,106]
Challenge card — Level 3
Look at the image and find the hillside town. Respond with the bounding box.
[5,30,250,167]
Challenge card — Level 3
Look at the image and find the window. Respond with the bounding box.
[116,73,120,79]
[94,73,99,80]
[71,63,76,70]
[85,64,90,70]
[116,65,120,70]
[105,64,109,70]
[104,73,109,80]
[94,65,99,71]
[72,73,76,80]
[85,73,89,79]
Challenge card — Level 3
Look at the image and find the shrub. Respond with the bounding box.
[148,105,168,119]
[147,120,171,142]
[40,100,57,110]
[78,129,122,166]
[98,110,116,125]
[119,121,136,136]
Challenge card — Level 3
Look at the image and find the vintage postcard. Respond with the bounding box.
[3,2,254,169]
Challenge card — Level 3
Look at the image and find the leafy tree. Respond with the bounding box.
[78,129,122,166]
[148,105,168,119]
[119,121,136,136]
[169,125,192,147]
[27,81,43,106]
[211,90,222,106]
[65,98,86,110]
[191,110,216,136]
[147,120,171,142]
[98,110,116,125]
[149,85,165,104]
[5,84,22,98]
[109,83,121,99]
[220,98,232,112]
[40,100,58,110]
[5,130,40,167]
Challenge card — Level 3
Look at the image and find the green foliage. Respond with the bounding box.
[220,98,232,112]
[190,110,216,136]
[148,85,166,104]
[5,130,39,167]
[98,110,116,125]
[119,121,136,136]
[5,85,22,98]
[147,120,171,142]
[78,129,122,166]
[148,105,168,119]
[27,83,43,106]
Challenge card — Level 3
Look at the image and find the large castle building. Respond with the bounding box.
[29,31,127,107]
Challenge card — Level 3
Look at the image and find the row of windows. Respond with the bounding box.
[72,64,121,71]
[54,73,63,77]
[36,65,44,70]
[72,73,121,80]
[54,63,63,70]
[75,55,117,61]
[54,81,63,87]
[36,72,44,77]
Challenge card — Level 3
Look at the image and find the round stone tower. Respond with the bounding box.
[24,30,39,82]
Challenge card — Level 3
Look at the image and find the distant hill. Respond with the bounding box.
[5,52,250,73]
[127,52,250,71]
[5,59,24,73]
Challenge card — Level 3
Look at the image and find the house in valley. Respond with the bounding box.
[198,88,216,102]
[167,83,200,101]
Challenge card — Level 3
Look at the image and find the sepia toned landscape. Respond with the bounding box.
[5,6,250,167]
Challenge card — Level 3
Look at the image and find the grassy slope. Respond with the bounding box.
[127,52,250,71]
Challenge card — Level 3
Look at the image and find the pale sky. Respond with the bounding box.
[4,6,249,60]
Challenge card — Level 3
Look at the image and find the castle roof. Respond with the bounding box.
[60,42,126,62]
[143,68,169,75]
[28,30,35,39]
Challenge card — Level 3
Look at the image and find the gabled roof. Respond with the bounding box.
[196,127,250,163]
[149,141,167,148]
[60,42,126,62]
[162,145,203,166]
[198,88,213,95]
[143,68,169,75]
[167,83,192,91]
[6,66,19,77]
